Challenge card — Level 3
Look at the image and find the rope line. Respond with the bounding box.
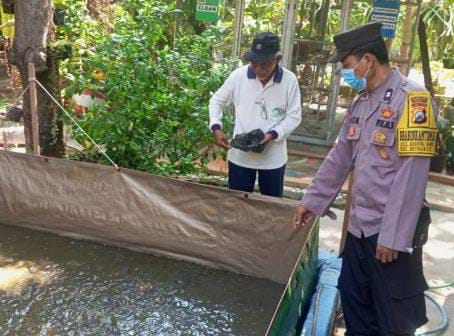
[3,85,30,118]
[33,79,119,170]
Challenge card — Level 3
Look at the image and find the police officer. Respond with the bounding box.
[209,32,302,198]
[293,22,437,335]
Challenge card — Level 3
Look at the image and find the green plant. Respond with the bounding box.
[57,1,106,85]
[436,115,453,156]
[420,0,454,62]
[61,0,234,176]
[443,47,454,69]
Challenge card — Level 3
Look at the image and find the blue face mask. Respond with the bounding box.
[342,58,369,90]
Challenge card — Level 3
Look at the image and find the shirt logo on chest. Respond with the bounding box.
[272,107,285,118]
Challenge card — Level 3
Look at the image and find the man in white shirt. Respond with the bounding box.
[209,32,302,197]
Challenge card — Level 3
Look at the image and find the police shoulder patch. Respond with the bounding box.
[396,91,438,157]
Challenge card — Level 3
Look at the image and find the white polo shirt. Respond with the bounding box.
[209,65,302,170]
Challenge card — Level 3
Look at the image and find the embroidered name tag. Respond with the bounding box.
[376,119,395,129]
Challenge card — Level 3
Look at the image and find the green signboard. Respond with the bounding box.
[195,0,219,23]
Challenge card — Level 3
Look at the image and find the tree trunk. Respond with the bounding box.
[8,0,64,157]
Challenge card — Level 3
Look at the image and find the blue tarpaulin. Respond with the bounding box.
[300,250,342,336]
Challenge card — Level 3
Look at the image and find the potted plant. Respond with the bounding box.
[430,115,453,173]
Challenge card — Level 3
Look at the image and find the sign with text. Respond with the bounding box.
[371,1,401,38]
[195,0,219,23]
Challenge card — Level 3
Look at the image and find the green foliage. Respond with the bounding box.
[420,0,454,62]
[242,0,285,36]
[60,0,233,175]
[436,115,454,156]
[57,1,105,88]
[56,0,452,176]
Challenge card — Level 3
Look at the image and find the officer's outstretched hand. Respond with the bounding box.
[376,245,399,263]
[213,130,231,150]
[293,205,314,230]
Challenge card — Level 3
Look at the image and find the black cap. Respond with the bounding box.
[244,32,280,63]
[328,22,383,63]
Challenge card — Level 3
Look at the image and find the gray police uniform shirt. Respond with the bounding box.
[302,68,436,252]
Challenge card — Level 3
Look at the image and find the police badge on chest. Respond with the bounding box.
[375,107,396,129]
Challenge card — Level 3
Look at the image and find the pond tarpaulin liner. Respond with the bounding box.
[0,150,319,334]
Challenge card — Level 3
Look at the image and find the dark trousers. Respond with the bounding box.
[338,233,428,336]
[227,161,286,198]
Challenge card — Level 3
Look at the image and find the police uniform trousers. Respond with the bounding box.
[338,232,428,336]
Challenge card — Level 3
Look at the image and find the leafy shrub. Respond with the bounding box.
[60,0,234,175]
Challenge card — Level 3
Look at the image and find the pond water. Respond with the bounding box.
[0,224,283,336]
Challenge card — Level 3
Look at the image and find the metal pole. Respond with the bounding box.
[281,0,298,69]
[325,0,353,143]
[28,63,40,156]
[232,0,245,59]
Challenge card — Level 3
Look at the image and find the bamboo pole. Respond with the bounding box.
[398,3,415,74]
[28,63,40,155]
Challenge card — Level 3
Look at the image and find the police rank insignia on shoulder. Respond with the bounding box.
[396,91,438,157]
[348,126,356,137]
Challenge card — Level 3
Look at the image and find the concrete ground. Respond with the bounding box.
[318,208,454,336]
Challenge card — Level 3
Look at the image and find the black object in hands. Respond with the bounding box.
[230,129,266,153]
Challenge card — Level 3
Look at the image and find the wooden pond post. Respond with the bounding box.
[28,63,40,156]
